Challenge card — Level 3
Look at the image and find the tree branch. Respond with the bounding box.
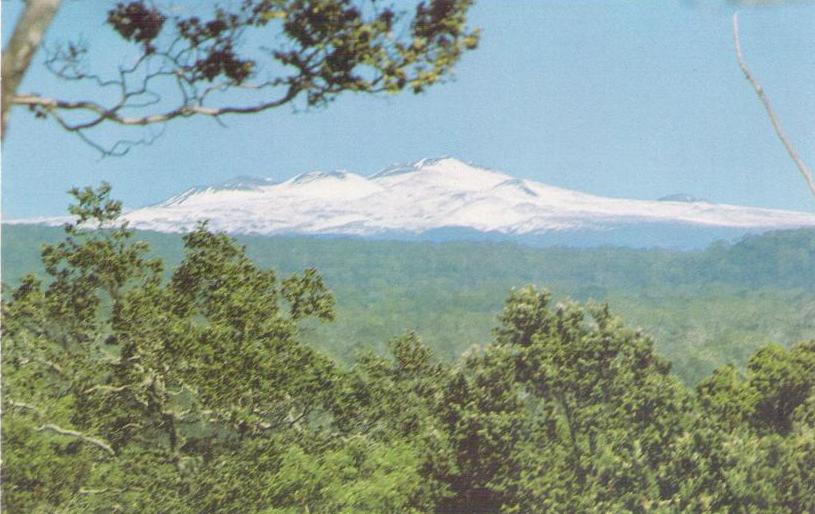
[7,399,45,417]
[1,0,62,139]
[7,399,116,456]
[2,1,478,156]
[18,356,66,376]
[84,384,130,394]
[11,84,300,127]
[732,12,815,199]
[37,423,116,456]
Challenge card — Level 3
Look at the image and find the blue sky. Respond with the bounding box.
[2,1,814,218]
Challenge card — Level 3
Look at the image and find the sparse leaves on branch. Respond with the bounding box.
[2,0,479,155]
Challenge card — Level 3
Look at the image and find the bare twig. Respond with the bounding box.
[37,424,116,456]
[78,488,110,495]
[732,12,815,199]
[18,356,66,376]
[12,85,299,126]
[7,399,116,456]
[7,399,45,417]
[84,384,130,394]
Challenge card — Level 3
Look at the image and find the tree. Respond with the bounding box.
[1,0,478,155]
[686,340,815,512]
[488,287,692,513]
[1,184,343,511]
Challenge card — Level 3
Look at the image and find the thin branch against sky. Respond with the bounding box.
[732,12,815,199]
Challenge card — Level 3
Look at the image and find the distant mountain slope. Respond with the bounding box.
[10,157,815,248]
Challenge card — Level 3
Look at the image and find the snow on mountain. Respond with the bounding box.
[12,157,815,247]
[658,193,709,203]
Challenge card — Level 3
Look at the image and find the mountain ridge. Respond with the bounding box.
[10,157,815,248]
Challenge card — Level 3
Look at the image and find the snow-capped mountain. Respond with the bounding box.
[16,158,815,248]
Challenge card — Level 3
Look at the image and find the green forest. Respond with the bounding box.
[5,210,814,385]
[3,185,814,513]
[4,0,814,511]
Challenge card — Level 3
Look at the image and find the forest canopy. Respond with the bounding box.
[5,221,813,385]
[3,185,814,513]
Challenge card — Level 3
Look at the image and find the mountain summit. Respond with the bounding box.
[20,158,815,248]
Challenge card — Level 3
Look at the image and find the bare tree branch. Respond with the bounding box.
[78,488,111,495]
[84,384,131,394]
[18,356,67,376]
[6,399,45,416]
[732,12,815,199]
[1,0,62,139]
[12,84,301,126]
[37,423,116,456]
[7,399,116,456]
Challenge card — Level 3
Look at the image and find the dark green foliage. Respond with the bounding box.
[686,341,815,512]
[488,290,690,512]
[698,342,815,436]
[2,189,814,512]
[31,0,479,154]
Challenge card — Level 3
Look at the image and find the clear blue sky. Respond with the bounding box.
[2,1,814,218]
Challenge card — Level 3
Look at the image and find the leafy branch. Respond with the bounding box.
[2,0,478,156]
